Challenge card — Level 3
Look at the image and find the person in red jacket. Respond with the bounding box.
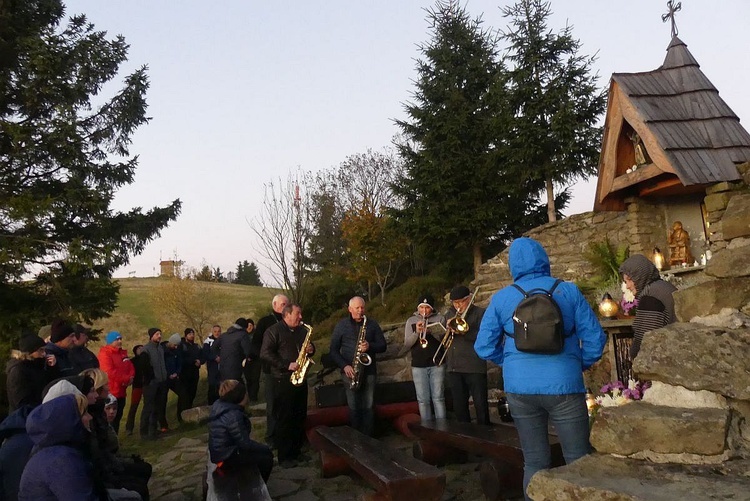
[97,331,135,432]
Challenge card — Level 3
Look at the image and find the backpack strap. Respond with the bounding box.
[510,284,528,297]
[548,279,563,295]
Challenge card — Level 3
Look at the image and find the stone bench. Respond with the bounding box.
[202,453,271,501]
[407,418,563,500]
[313,425,445,501]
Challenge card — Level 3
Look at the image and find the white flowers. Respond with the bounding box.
[621,282,635,303]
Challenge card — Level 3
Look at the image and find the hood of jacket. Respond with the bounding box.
[208,399,244,422]
[509,237,551,282]
[26,394,88,449]
[619,254,660,298]
[0,404,33,440]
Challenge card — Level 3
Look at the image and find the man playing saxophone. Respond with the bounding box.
[445,285,489,425]
[329,296,387,436]
[260,303,314,467]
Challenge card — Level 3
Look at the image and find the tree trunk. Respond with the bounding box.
[473,242,483,277]
[546,177,557,223]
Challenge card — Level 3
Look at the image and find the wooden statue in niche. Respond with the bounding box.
[668,221,692,266]
[629,131,650,167]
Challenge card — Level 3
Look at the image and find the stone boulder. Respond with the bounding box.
[641,381,728,409]
[590,402,728,458]
[721,192,750,240]
[673,277,750,322]
[180,405,211,424]
[527,454,750,501]
[705,244,750,278]
[633,323,750,400]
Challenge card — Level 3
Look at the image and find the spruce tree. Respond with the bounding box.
[502,0,605,222]
[0,1,181,335]
[393,0,541,275]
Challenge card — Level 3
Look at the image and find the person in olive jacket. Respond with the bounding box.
[208,380,273,481]
[444,285,489,425]
[260,304,314,467]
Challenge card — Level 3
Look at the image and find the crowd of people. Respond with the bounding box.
[1,238,678,501]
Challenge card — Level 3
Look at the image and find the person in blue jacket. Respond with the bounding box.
[0,405,34,501]
[18,393,106,501]
[475,237,606,500]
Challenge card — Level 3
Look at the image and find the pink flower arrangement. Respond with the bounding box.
[595,379,651,408]
[620,282,639,315]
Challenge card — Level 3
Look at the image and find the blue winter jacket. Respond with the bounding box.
[208,400,269,463]
[0,405,34,501]
[475,237,606,395]
[19,395,100,501]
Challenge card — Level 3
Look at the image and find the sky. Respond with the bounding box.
[61,0,750,282]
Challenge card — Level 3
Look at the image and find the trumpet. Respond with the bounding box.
[433,286,481,366]
[418,315,429,349]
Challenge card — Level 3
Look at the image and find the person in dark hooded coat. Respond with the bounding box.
[0,405,35,501]
[18,394,106,501]
[619,254,677,358]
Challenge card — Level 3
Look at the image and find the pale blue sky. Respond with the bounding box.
[62,1,750,281]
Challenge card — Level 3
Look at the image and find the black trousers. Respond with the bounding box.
[220,446,274,482]
[177,370,199,421]
[140,381,168,439]
[272,377,308,461]
[243,359,262,402]
[448,371,490,425]
[264,373,277,444]
[112,396,126,433]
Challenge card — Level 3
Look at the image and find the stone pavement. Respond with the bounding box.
[147,422,490,500]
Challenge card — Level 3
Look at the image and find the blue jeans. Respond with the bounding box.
[343,373,376,436]
[411,365,446,420]
[506,393,591,501]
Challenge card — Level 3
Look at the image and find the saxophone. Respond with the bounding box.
[349,315,372,390]
[290,322,314,386]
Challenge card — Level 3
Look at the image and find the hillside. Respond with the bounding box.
[90,277,279,351]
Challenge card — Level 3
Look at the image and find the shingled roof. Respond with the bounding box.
[611,36,750,185]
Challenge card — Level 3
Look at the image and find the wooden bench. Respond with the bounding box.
[407,418,564,500]
[202,454,271,501]
[313,425,445,501]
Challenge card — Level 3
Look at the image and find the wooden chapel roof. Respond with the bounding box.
[595,36,750,209]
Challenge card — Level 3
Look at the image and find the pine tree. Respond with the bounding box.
[235,260,262,286]
[393,0,542,275]
[0,2,181,335]
[502,0,606,222]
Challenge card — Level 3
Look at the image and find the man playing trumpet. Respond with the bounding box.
[403,294,447,422]
[444,285,489,424]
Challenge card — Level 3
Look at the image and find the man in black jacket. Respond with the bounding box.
[202,325,222,405]
[177,328,203,422]
[445,285,489,424]
[329,296,387,436]
[69,324,100,374]
[260,304,314,467]
[212,319,252,382]
[251,294,288,445]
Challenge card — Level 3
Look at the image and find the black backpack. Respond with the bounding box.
[507,279,565,354]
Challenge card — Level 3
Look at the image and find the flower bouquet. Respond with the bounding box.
[620,282,638,316]
[595,379,651,408]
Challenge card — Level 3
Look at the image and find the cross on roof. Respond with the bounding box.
[661,0,682,38]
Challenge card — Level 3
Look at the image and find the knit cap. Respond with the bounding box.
[168,333,181,345]
[19,334,45,353]
[106,331,122,345]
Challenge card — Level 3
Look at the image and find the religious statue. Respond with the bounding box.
[630,131,650,167]
[668,221,692,266]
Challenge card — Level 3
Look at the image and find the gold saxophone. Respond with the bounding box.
[349,316,372,390]
[290,322,314,386]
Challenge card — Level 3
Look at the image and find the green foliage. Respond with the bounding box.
[392,0,549,272]
[581,240,629,292]
[501,0,606,220]
[235,260,263,286]
[0,1,180,338]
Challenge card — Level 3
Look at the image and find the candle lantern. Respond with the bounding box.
[598,293,619,318]
[653,247,665,271]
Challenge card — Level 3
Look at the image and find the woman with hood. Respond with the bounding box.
[6,333,50,412]
[619,254,677,359]
[18,393,106,501]
[402,294,447,421]
[475,237,606,501]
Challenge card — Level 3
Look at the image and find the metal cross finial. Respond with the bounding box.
[661,0,682,38]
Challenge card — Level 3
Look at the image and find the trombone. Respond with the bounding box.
[433,286,480,366]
